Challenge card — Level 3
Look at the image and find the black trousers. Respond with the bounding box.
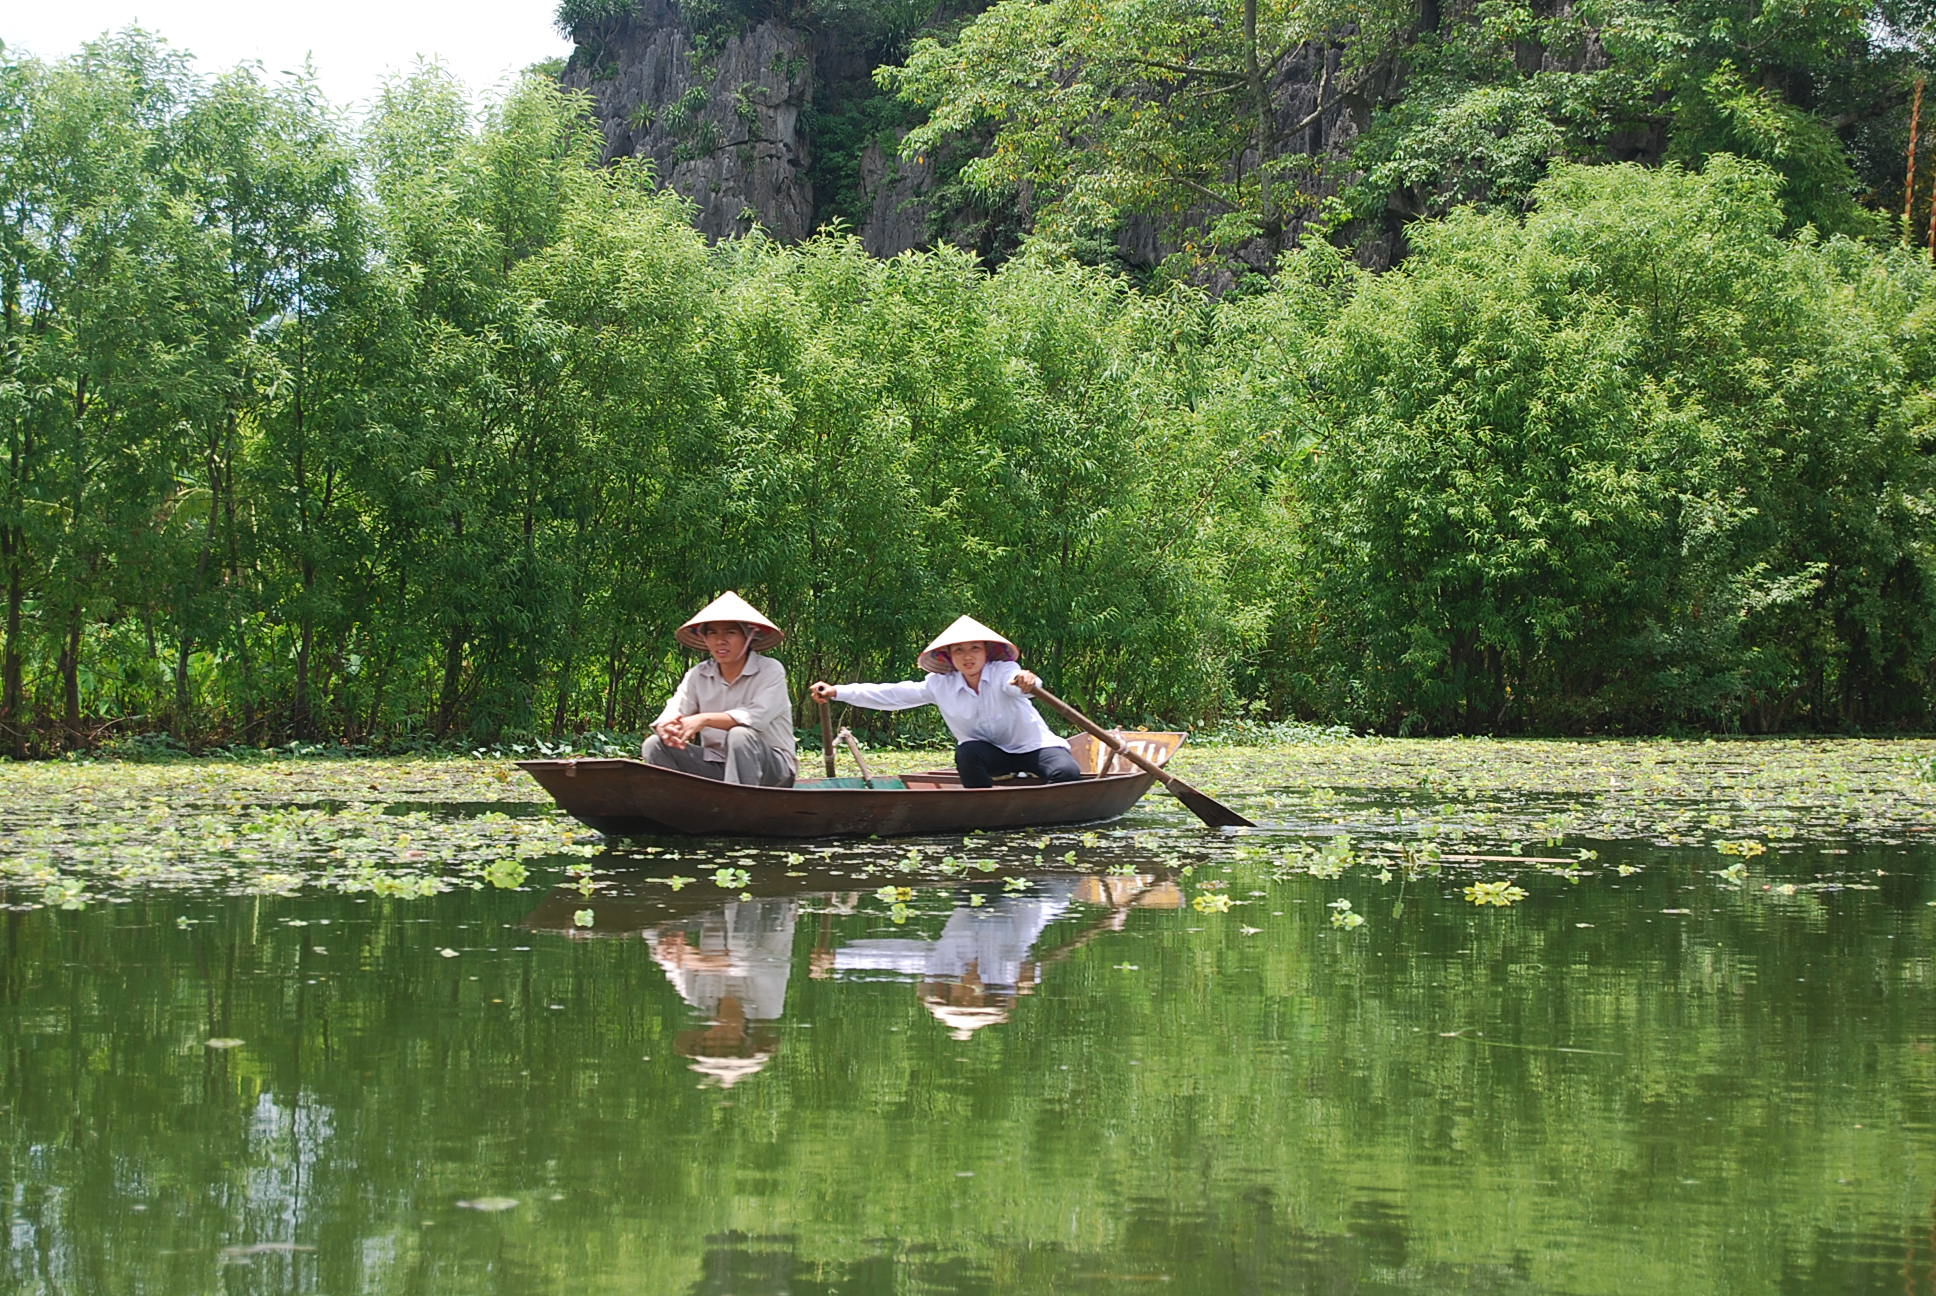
[954,740,1082,789]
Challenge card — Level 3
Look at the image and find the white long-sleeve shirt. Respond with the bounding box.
[832,879,1079,988]
[834,658,1068,754]
[656,651,797,775]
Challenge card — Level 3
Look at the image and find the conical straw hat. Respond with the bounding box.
[676,591,784,652]
[917,615,1020,674]
[922,999,1012,1040]
[684,1051,774,1088]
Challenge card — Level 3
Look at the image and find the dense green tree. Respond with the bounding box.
[880,0,1930,271]
[0,34,214,747]
[169,69,372,741]
[1350,0,1907,242]
[885,0,1410,264]
[1255,158,1936,732]
[5,25,1935,749]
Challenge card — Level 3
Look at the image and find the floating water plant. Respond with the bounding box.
[1464,880,1529,907]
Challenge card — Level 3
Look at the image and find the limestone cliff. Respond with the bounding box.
[559,1,1395,269]
[562,0,818,241]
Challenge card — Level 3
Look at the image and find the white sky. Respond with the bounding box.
[3,1,577,116]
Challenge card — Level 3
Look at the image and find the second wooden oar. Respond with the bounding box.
[835,727,879,787]
[819,700,837,778]
[1024,685,1254,829]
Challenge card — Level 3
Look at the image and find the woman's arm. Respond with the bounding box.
[810,678,932,711]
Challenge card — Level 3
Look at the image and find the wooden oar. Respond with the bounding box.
[819,700,837,778]
[1024,685,1254,829]
[835,727,879,787]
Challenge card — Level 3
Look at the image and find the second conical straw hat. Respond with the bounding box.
[917,615,1020,674]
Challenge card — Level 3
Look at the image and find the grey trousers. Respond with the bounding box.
[641,728,795,787]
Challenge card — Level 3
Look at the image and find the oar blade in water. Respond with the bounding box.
[1164,777,1255,828]
[1025,685,1254,828]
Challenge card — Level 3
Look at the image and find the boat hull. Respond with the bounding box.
[516,735,1181,838]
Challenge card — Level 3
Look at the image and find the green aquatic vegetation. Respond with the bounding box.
[1279,834,1358,881]
[1187,736,1936,853]
[1191,893,1233,913]
[367,874,442,899]
[1327,899,1365,930]
[1464,880,1529,907]
[3,738,1932,922]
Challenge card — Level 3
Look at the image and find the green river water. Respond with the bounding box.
[3,739,1935,1295]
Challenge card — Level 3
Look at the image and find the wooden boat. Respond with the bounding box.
[516,730,1187,838]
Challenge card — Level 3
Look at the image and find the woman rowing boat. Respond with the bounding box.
[809,615,1078,789]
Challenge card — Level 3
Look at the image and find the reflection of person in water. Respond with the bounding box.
[645,897,799,1086]
[815,876,1181,1040]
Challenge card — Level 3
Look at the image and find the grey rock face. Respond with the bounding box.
[561,1,1401,270]
[858,135,938,257]
[563,0,815,241]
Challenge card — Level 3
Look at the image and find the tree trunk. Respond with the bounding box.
[294,610,315,740]
[1244,0,1275,229]
[173,635,193,739]
[1,533,23,759]
[550,651,574,736]
[436,624,467,736]
[603,626,626,730]
[59,611,81,744]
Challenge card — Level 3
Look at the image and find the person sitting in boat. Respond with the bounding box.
[808,615,1079,789]
[642,591,797,787]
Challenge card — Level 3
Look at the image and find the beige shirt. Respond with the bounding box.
[656,651,798,776]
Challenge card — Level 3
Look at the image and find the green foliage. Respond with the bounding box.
[884,0,1404,261]
[802,79,920,230]
[0,33,1276,750]
[5,29,1935,753]
[554,0,639,38]
[1349,0,1903,242]
[1252,158,1936,732]
[875,0,1923,268]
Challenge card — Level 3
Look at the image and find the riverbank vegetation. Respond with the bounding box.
[3,30,1934,753]
[3,736,1931,912]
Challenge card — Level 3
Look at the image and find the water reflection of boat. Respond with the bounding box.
[815,875,1180,1038]
[515,731,1186,838]
[523,869,1183,1069]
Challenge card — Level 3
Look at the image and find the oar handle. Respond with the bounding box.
[819,700,836,778]
[1025,685,1172,786]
